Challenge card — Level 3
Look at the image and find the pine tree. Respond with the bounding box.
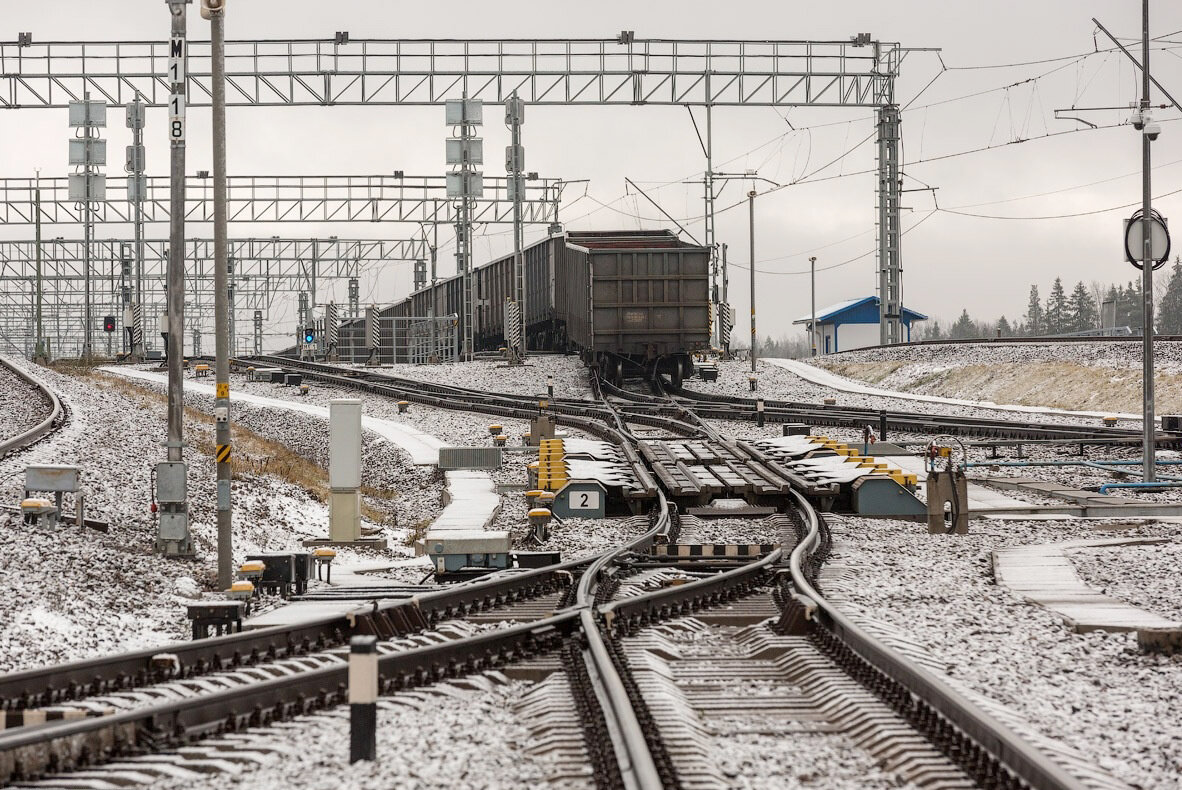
[1044,278,1068,334]
[997,316,1012,337]
[1024,285,1043,336]
[951,309,975,339]
[1159,259,1182,334]
[927,321,944,340]
[1121,280,1145,330]
[1067,281,1099,333]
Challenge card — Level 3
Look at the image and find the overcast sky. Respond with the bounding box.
[2,0,1181,343]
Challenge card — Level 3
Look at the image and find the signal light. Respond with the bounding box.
[103,315,117,333]
[304,330,315,344]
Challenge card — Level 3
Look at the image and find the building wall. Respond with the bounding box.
[820,320,913,353]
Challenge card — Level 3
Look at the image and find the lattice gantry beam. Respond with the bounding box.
[0,175,564,226]
[0,37,899,109]
[0,237,429,282]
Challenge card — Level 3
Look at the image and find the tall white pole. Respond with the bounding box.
[1140,0,1156,482]
[810,256,817,357]
[748,190,757,373]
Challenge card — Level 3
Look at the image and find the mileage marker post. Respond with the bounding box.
[349,635,379,763]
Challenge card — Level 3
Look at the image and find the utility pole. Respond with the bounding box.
[205,0,233,586]
[68,92,106,360]
[446,96,482,362]
[1089,9,1179,481]
[158,0,193,557]
[127,94,147,360]
[505,91,526,364]
[1139,0,1156,483]
[34,170,45,363]
[704,105,718,348]
[810,256,817,357]
[748,189,757,373]
[83,94,93,361]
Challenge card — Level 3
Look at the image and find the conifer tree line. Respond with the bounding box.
[917,257,1182,340]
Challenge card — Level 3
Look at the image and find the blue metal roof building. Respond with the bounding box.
[793,296,928,353]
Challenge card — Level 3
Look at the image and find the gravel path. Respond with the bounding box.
[0,357,51,444]
[826,515,1182,788]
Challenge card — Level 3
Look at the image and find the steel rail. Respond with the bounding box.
[0,356,694,787]
[0,358,64,459]
[785,489,1089,790]
[0,559,583,712]
[666,380,1160,442]
[0,614,578,783]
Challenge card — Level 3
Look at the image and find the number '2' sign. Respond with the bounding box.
[571,490,601,510]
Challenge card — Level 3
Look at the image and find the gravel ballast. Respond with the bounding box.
[826,515,1182,788]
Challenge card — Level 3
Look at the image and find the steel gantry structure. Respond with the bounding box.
[0,173,564,356]
[1,33,910,348]
[0,174,566,226]
[0,236,427,358]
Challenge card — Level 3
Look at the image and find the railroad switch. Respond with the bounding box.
[925,439,969,534]
[397,400,409,413]
[493,433,508,447]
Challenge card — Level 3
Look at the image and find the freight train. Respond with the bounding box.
[338,230,711,383]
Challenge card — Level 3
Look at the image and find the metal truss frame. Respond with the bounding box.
[0,37,899,109]
[0,236,425,358]
[0,175,566,226]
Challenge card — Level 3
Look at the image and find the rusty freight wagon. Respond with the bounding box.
[337,230,710,377]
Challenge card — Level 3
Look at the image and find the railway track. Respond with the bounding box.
[662,380,1176,445]
[863,334,1182,351]
[0,358,66,460]
[0,359,1125,788]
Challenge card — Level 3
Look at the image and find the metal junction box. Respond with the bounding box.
[329,399,363,489]
[156,462,187,503]
[25,465,80,493]
[438,447,503,471]
[424,530,511,575]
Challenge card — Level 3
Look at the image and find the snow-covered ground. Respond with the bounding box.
[827,515,1182,788]
[808,340,1182,416]
[0,361,440,672]
[0,358,51,443]
[688,358,1145,428]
